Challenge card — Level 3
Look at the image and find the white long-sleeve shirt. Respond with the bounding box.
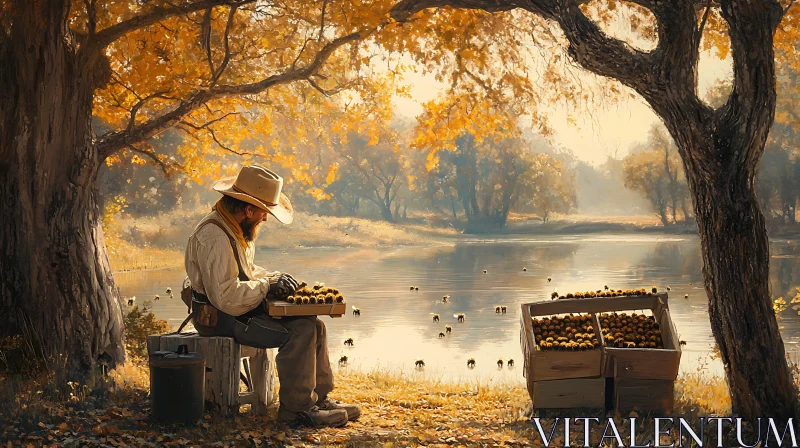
[185,211,277,316]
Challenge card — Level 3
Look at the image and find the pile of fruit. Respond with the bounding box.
[286,282,344,304]
[598,312,664,349]
[532,314,599,351]
[551,287,660,300]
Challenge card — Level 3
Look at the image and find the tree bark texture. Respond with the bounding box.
[391,0,796,419]
[0,1,125,374]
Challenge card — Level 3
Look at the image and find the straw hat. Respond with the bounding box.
[213,165,294,224]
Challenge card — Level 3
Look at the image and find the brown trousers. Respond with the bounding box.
[251,313,335,412]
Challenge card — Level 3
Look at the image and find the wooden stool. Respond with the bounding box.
[147,332,276,415]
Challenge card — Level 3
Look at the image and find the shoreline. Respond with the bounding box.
[107,212,800,274]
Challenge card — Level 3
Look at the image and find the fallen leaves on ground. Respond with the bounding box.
[1,367,538,447]
[1,365,745,447]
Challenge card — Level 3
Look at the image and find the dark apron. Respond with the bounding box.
[187,219,290,349]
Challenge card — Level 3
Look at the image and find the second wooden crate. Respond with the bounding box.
[597,294,681,380]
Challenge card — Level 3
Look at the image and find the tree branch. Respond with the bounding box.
[213,6,239,82]
[698,3,712,38]
[307,78,356,97]
[390,0,542,22]
[201,7,215,76]
[84,0,97,36]
[717,0,783,167]
[123,144,180,178]
[96,31,364,158]
[783,0,796,16]
[180,112,240,130]
[203,5,239,83]
[82,0,256,61]
[127,90,173,132]
[291,37,312,71]
[214,31,363,95]
[319,0,328,41]
[555,1,655,96]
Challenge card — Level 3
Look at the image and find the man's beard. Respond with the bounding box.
[241,216,264,242]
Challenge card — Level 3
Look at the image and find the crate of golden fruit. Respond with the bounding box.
[520,306,605,409]
[520,287,681,412]
[268,282,346,317]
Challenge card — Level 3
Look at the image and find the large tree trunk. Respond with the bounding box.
[669,0,795,420]
[686,138,795,419]
[0,1,125,376]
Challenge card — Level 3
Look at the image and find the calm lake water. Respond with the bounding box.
[115,233,800,383]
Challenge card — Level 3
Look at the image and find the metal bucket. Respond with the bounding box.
[149,344,205,423]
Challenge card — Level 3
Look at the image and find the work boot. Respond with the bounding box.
[316,397,361,421]
[277,404,348,428]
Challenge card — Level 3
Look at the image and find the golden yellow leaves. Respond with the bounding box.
[774,296,788,316]
[776,2,800,71]
[102,195,128,239]
[413,93,520,167]
[776,288,800,317]
[326,163,339,184]
[306,187,332,201]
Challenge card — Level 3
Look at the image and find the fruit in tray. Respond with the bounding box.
[532,314,600,351]
[555,287,660,300]
[287,282,345,304]
[598,312,664,349]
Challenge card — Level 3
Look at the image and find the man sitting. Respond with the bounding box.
[184,165,360,428]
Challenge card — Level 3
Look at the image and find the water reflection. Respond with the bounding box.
[115,234,800,382]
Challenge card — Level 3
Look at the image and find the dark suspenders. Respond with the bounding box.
[174,218,250,334]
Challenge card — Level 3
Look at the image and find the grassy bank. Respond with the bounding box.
[106,205,461,272]
[106,236,186,272]
[502,213,697,235]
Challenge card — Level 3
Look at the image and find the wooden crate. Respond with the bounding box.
[597,295,681,380]
[521,293,680,411]
[532,377,606,409]
[268,300,346,317]
[521,302,604,383]
[614,378,675,413]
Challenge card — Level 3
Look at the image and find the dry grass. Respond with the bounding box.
[2,353,757,448]
[547,213,666,226]
[267,212,459,249]
[106,236,185,272]
[506,212,666,227]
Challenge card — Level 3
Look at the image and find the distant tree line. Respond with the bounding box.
[99,118,576,233]
[622,126,692,226]
[623,118,800,229]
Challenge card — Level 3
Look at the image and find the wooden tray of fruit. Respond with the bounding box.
[268,282,346,318]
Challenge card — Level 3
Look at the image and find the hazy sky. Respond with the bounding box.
[390,41,733,167]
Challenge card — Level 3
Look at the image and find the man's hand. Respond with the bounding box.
[268,273,299,299]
